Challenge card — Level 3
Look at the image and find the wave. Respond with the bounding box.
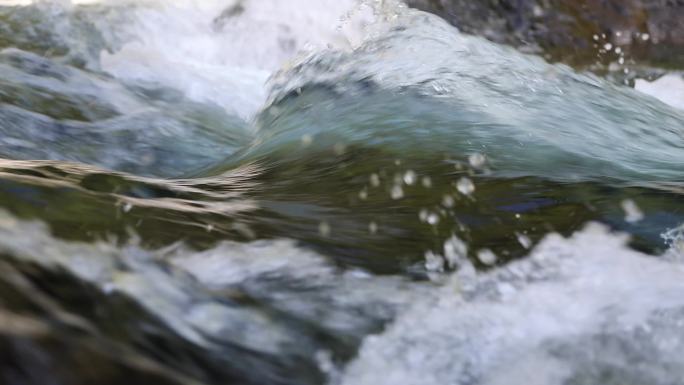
[246,9,684,183]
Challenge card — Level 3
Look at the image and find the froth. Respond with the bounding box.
[98,0,371,118]
[341,224,684,385]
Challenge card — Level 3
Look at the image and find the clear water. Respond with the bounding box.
[0,1,682,384]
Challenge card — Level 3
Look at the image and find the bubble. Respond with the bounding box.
[456,177,475,195]
[642,33,650,41]
[421,176,432,188]
[603,43,613,51]
[359,189,368,200]
[442,195,455,208]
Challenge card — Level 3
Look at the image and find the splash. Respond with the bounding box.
[341,224,684,385]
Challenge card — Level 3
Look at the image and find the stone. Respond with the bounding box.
[407,0,684,69]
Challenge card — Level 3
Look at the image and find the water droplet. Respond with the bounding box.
[532,5,543,17]
[621,199,644,223]
[456,177,475,195]
[419,209,429,222]
[319,222,331,237]
[369,221,378,234]
[477,249,498,266]
[391,185,404,200]
[123,203,133,213]
[603,43,613,51]
[468,153,486,169]
[301,134,313,146]
[641,33,650,41]
[442,195,455,208]
[370,173,380,187]
[421,176,432,188]
[359,189,368,200]
[427,213,439,226]
[403,170,417,185]
[516,232,532,249]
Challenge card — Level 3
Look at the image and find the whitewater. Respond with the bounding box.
[0,0,683,384]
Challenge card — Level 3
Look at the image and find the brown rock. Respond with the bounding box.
[407,0,684,69]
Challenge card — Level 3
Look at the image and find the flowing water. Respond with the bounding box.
[0,0,683,384]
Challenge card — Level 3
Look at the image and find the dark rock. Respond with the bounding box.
[407,0,684,69]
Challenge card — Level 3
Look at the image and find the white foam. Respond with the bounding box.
[341,224,684,385]
[97,0,367,119]
[635,74,684,110]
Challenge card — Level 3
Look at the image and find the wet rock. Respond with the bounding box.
[0,331,190,385]
[407,0,684,69]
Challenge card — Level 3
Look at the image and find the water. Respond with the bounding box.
[0,1,683,384]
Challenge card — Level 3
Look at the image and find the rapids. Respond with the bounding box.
[0,0,682,384]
